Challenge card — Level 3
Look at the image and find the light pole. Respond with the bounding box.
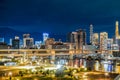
[8,72,12,80]
[104,73,109,80]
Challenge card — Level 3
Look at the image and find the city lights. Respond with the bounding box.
[0,0,120,79]
[0,19,119,80]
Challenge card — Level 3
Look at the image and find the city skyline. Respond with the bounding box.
[0,0,120,34]
[0,1,120,80]
[0,20,119,44]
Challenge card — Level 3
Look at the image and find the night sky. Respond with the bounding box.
[0,0,120,37]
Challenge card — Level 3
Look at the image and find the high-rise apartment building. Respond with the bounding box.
[115,21,119,39]
[9,38,12,45]
[43,33,49,44]
[12,36,20,49]
[107,38,113,50]
[77,29,86,49]
[67,29,86,49]
[0,38,4,43]
[100,32,108,50]
[23,34,34,48]
[45,38,55,45]
[90,24,93,44]
[92,33,99,46]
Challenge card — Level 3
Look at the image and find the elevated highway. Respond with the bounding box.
[0,49,118,57]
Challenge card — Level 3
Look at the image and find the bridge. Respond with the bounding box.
[0,49,119,60]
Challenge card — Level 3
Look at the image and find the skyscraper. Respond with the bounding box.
[92,33,99,46]
[115,21,119,39]
[12,36,20,49]
[114,21,120,45]
[23,34,34,48]
[107,38,113,50]
[90,24,93,44]
[9,38,12,45]
[100,32,108,50]
[67,32,77,43]
[43,33,49,44]
[0,38,4,43]
[67,29,86,49]
[77,29,86,49]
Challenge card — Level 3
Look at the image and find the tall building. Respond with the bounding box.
[92,33,99,46]
[67,32,77,43]
[45,38,55,49]
[35,41,42,49]
[107,38,113,50]
[114,21,120,46]
[9,38,12,45]
[115,21,119,39]
[0,38,4,43]
[90,24,93,44]
[12,36,20,49]
[100,32,108,50]
[0,42,8,49]
[23,34,34,48]
[67,29,86,49]
[23,34,30,38]
[77,29,86,49]
[45,38,55,45]
[43,33,49,44]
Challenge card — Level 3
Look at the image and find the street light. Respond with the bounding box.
[104,73,109,80]
[34,78,38,80]
[8,72,12,76]
[8,72,12,80]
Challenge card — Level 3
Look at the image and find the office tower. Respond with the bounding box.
[114,21,120,46]
[35,41,42,49]
[12,36,20,49]
[19,39,23,48]
[0,38,4,42]
[23,34,34,48]
[35,41,42,46]
[23,34,30,38]
[67,29,86,49]
[90,24,93,44]
[67,32,77,43]
[76,29,86,49]
[107,38,113,50]
[43,33,49,43]
[0,42,8,49]
[67,32,78,49]
[9,38,12,45]
[45,38,55,49]
[45,38,55,45]
[115,21,119,39]
[100,32,108,50]
[92,33,99,46]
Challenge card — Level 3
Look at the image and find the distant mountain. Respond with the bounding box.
[0,27,67,44]
[0,27,22,43]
